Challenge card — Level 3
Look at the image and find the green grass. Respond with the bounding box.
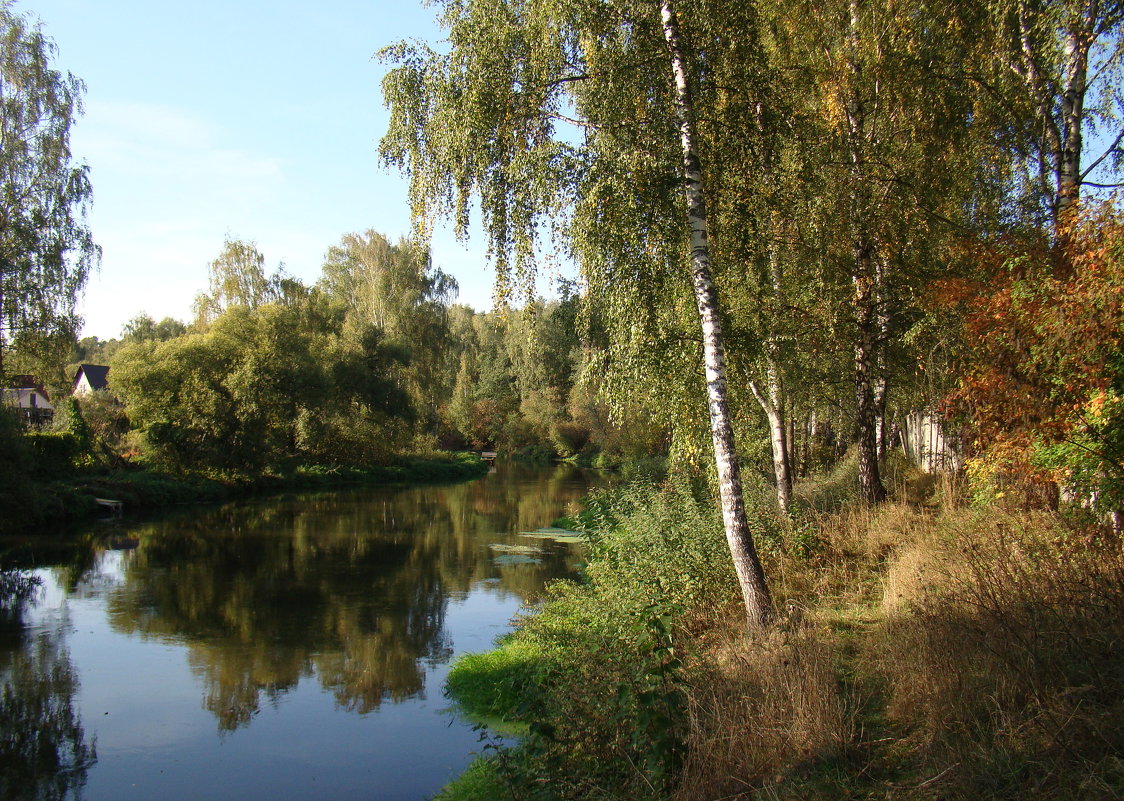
[446,639,546,725]
[432,756,509,801]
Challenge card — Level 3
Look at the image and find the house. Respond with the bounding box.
[73,364,110,396]
[2,375,55,426]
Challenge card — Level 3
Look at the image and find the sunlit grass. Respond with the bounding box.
[440,465,1124,801]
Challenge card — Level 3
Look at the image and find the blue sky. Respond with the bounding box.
[15,0,507,339]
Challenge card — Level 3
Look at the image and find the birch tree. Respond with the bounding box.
[318,230,458,425]
[380,0,774,627]
[989,0,1124,230]
[193,237,282,324]
[0,3,97,377]
[780,0,984,501]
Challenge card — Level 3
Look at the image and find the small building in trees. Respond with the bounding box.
[73,364,110,396]
[2,375,55,426]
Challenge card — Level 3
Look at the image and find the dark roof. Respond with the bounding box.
[5,375,50,400]
[75,364,110,390]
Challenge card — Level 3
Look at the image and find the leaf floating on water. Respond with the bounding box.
[489,543,542,555]
[492,554,542,566]
[518,527,587,543]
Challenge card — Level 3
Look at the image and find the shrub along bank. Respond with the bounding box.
[439,461,1124,801]
[0,420,488,536]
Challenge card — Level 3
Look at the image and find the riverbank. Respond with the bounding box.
[2,452,490,535]
[439,459,1124,801]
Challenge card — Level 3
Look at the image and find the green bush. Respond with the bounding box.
[550,421,592,459]
[0,412,36,533]
[25,431,79,477]
[444,476,754,799]
[511,443,555,463]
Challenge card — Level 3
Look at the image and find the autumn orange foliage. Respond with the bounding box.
[950,202,1124,514]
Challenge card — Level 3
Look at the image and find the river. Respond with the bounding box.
[0,463,601,801]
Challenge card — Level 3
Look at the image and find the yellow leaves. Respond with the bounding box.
[822,92,849,128]
[1083,390,1123,425]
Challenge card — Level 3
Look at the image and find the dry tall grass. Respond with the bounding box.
[873,511,1124,799]
[675,624,851,800]
[671,490,1124,801]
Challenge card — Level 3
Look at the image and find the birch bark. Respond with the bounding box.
[660,0,774,628]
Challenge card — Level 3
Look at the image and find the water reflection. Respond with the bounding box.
[0,572,96,801]
[101,463,592,730]
[0,463,597,799]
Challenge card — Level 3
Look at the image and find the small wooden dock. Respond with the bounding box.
[481,451,498,464]
[95,498,124,516]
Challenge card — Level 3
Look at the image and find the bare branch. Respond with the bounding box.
[1080,126,1124,180]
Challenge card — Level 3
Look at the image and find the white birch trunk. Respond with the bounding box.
[749,369,793,515]
[748,238,794,513]
[661,0,773,629]
[1056,14,1088,224]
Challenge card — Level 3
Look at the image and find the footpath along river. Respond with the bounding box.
[0,462,601,801]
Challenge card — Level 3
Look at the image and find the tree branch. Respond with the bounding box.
[1080,126,1124,180]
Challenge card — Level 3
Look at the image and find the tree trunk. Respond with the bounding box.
[661,0,774,629]
[854,239,886,503]
[873,253,889,458]
[846,0,886,504]
[1056,14,1089,226]
[786,401,796,478]
[749,372,793,515]
[749,239,794,514]
[1011,0,1090,235]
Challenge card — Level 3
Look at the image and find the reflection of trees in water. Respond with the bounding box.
[0,570,39,650]
[103,464,598,730]
[0,572,96,801]
[106,520,449,730]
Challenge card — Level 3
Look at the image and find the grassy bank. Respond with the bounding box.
[439,460,1124,801]
[1,452,489,535]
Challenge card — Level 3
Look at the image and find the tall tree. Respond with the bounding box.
[318,230,457,427]
[381,0,775,626]
[193,237,281,324]
[0,3,97,378]
[659,0,774,626]
[780,0,984,501]
[990,0,1124,230]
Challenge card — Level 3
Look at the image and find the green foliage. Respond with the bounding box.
[193,237,285,324]
[0,410,92,533]
[68,335,120,377]
[0,2,98,374]
[0,409,35,521]
[445,476,758,798]
[318,230,457,426]
[59,397,91,462]
[24,431,78,477]
[112,300,413,477]
[549,420,590,459]
[121,313,187,343]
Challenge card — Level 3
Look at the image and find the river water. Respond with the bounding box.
[0,463,600,801]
